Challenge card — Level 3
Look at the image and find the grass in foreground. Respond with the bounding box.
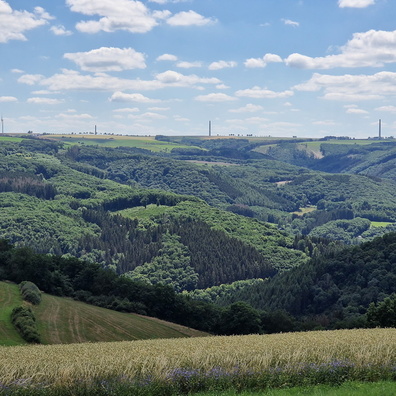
[0,329,395,395]
[196,381,396,395]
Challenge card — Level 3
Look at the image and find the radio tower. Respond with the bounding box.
[1,116,3,134]
[209,120,212,137]
[379,119,382,139]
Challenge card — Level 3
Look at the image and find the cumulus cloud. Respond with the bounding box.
[113,107,140,113]
[50,25,73,36]
[17,74,45,85]
[176,61,203,68]
[229,104,263,113]
[0,96,17,102]
[166,10,216,26]
[66,0,161,33]
[294,71,396,101]
[18,69,221,92]
[64,47,146,72]
[0,2,52,43]
[157,53,178,61]
[195,93,237,102]
[109,92,161,102]
[235,86,294,99]
[244,53,283,68]
[344,104,369,114]
[375,105,396,113]
[286,29,396,69]
[209,61,237,70]
[338,0,375,8]
[27,97,64,105]
[282,18,299,27]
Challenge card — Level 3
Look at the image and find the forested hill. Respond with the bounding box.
[67,143,396,244]
[206,232,396,328]
[0,138,310,292]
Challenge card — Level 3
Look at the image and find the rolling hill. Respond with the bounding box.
[0,282,207,346]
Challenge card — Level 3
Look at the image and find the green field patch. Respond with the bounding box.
[0,136,24,142]
[292,205,317,216]
[117,204,171,220]
[370,221,394,228]
[44,134,202,152]
[0,282,27,346]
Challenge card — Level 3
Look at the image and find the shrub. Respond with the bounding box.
[11,306,41,343]
[19,281,41,305]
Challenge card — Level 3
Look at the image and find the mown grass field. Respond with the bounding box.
[370,221,394,228]
[0,282,26,346]
[44,134,202,152]
[0,282,207,346]
[0,136,24,142]
[0,329,395,395]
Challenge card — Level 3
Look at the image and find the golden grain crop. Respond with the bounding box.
[0,328,395,387]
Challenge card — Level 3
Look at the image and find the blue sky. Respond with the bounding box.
[1,0,396,137]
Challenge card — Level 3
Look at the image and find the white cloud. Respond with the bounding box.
[282,19,299,27]
[157,53,178,61]
[27,97,64,105]
[50,25,73,36]
[66,0,161,34]
[338,0,375,8]
[216,84,230,89]
[0,96,17,102]
[17,74,45,85]
[64,47,146,72]
[56,112,93,120]
[229,104,263,113]
[294,71,396,101]
[286,29,396,69]
[155,70,221,86]
[166,10,216,26]
[235,86,294,99]
[18,69,221,92]
[176,61,203,68]
[244,53,283,68]
[375,105,396,113]
[11,69,24,74]
[109,92,161,102]
[344,104,369,114]
[113,107,140,113]
[129,111,167,121]
[0,2,52,43]
[209,60,237,70]
[148,106,170,111]
[195,93,237,102]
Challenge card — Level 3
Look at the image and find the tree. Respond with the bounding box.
[220,302,261,335]
[367,294,396,327]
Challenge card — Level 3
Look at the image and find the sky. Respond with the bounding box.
[1,0,396,138]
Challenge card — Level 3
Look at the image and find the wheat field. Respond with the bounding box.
[0,328,395,388]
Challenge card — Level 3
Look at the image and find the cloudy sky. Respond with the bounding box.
[1,0,396,137]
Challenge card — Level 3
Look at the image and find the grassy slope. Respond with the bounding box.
[0,282,207,346]
[0,282,26,346]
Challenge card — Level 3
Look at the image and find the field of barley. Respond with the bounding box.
[0,328,395,394]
